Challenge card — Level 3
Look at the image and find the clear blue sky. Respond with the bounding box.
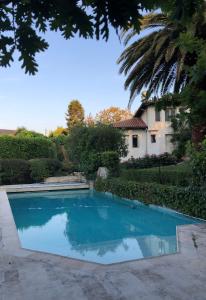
[0,28,142,133]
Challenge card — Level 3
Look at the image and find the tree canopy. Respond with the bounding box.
[0,0,204,74]
[96,106,132,124]
[66,100,84,130]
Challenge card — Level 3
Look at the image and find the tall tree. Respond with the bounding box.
[96,106,132,124]
[118,12,192,103]
[66,100,84,130]
[0,0,203,74]
[118,8,206,143]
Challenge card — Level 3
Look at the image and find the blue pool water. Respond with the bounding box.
[8,190,202,264]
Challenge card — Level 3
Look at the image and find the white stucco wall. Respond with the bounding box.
[122,129,147,161]
[121,106,178,161]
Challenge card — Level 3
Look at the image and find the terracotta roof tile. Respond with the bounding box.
[113,118,147,129]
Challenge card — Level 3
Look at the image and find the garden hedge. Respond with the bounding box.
[0,136,56,160]
[95,178,206,219]
[120,168,191,186]
[29,158,62,182]
[121,153,179,169]
[0,158,62,184]
[0,159,31,185]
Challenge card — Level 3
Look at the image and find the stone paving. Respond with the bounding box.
[1,190,206,300]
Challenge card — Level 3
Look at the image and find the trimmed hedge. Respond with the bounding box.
[120,167,191,186]
[0,158,62,184]
[29,158,62,182]
[95,178,206,219]
[0,159,31,185]
[121,153,179,169]
[0,136,56,160]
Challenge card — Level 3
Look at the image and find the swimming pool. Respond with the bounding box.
[8,190,203,264]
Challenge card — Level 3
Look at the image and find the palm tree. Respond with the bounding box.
[117,11,206,107]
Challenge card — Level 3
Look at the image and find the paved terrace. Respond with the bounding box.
[0,190,206,300]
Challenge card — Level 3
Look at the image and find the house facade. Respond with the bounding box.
[114,101,178,161]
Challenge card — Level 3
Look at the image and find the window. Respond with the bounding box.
[155,109,161,121]
[132,135,138,148]
[165,108,175,121]
[151,134,156,143]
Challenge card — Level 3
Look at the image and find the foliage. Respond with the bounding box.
[187,139,206,187]
[15,128,46,138]
[50,135,68,161]
[0,136,56,160]
[0,159,31,185]
[120,164,191,186]
[95,106,132,125]
[95,178,206,219]
[49,127,68,137]
[121,153,178,169]
[29,158,62,182]
[78,151,119,178]
[79,152,102,179]
[66,100,85,130]
[0,0,143,74]
[61,160,79,174]
[66,125,127,177]
[66,124,127,163]
[171,109,192,158]
[0,1,203,74]
[118,12,188,103]
[101,151,120,176]
[84,113,96,127]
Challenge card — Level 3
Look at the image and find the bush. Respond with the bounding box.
[120,165,191,186]
[65,125,126,176]
[121,153,179,169]
[95,178,206,219]
[0,136,56,160]
[0,159,31,185]
[101,151,119,176]
[187,139,206,187]
[62,161,79,174]
[29,158,62,182]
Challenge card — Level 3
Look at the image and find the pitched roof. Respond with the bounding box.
[113,118,147,129]
[0,129,16,135]
[134,100,156,118]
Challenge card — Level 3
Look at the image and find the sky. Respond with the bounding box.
[0,28,142,134]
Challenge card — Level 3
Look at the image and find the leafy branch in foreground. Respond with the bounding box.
[0,0,203,74]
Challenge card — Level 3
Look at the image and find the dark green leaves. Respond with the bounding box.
[0,0,205,74]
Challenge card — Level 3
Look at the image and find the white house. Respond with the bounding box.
[114,101,178,161]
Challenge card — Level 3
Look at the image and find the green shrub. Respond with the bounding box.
[62,161,79,174]
[187,139,206,187]
[121,153,179,169]
[120,166,191,186]
[79,152,102,179]
[95,178,206,219]
[29,158,62,182]
[66,125,127,163]
[0,159,31,185]
[101,151,119,176]
[0,136,56,160]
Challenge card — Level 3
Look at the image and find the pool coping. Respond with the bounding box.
[0,189,204,266]
[0,182,90,193]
